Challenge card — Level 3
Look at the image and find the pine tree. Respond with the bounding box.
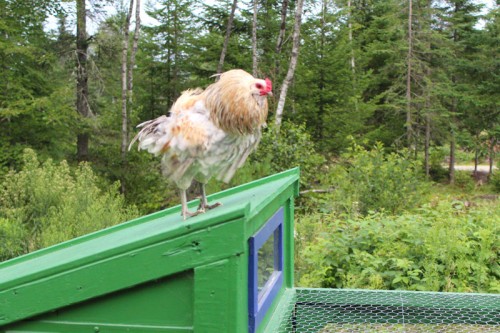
[436,0,483,183]
[0,0,74,170]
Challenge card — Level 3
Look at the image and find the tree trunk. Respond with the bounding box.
[347,0,359,113]
[448,4,460,184]
[217,0,238,75]
[252,0,258,77]
[316,0,327,140]
[423,10,432,178]
[489,136,496,175]
[121,0,134,161]
[424,114,431,178]
[449,129,456,184]
[165,0,173,105]
[275,0,288,76]
[172,3,179,99]
[275,0,304,129]
[348,0,356,75]
[127,0,141,101]
[474,134,479,173]
[76,0,90,161]
[406,0,413,149]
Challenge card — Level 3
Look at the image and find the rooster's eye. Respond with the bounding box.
[255,83,263,89]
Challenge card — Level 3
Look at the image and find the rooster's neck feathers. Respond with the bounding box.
[203,69,268,135]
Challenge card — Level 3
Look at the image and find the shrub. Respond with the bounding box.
[0,149,138,261]
[453,171,475,191]
[490,171,500,193]
[326,142,428,216]
[428,147,449,182]
[0,218,26,261]
[249,121,326,186]
[296,200,499,293]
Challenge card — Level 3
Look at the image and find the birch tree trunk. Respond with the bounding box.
[274,0,304,129]
[217,0,238,75]
[127,0,141,102]
[348,0,359,113]
[76,0,90,161]
[275,0,288,76]
[316,0,327,139]
[348,0,355,74]
[121,0,134,161]
[172,4,180,99]
[252,0,258,77]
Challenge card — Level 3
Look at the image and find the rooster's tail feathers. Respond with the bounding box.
[128,115,170,154]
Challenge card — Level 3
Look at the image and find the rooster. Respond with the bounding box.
[129,69,272,220]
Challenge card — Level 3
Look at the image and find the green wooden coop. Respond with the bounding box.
[0,168,499,333]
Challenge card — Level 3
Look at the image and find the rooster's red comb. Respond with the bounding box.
[265,78,272,93]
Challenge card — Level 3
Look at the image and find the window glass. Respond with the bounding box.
[257,232,275,297]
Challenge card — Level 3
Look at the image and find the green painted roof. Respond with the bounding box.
[0,168,300,327]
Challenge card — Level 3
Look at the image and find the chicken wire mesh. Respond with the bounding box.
[271,288,500,333]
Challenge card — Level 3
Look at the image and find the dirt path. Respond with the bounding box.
[454,165,496,172]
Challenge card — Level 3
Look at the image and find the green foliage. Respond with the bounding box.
[490,172,500,193]
[324,142,427,216]
[0,218,27,261]
[0,2,77,173]
[453,171,475,192]
[296,199,499,293]
[251,122,326,186]
[121,151,178,214]
[428,147,449,182]
[292,4,375,153]
[0,149,138,261]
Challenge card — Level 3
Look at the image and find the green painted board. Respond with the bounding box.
[0,168,300,333]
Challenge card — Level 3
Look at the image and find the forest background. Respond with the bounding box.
[0,0,498,293]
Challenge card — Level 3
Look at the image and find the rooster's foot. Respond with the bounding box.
[181,208,207,221]
[197,201,222,212]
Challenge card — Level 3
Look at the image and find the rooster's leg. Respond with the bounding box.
[180,189,192,220]
[198,183,222,211]
[180,188,209,220]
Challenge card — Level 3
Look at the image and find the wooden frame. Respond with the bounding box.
[248,208,284,333]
